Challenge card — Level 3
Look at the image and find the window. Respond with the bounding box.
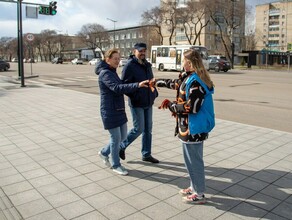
[132,32,136,39]
[157,47,169,57]
[127,33,131,39]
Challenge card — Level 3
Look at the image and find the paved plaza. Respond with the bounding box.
[0,75,291,220]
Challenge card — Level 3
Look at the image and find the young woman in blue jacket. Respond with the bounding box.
[157,49,215,204]
[95,49,149,175]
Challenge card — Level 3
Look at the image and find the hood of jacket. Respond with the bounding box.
[95,60,115,75]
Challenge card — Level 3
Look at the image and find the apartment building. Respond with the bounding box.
[106,25,160,58]
[160,0,246,59]
[255,0,292,52]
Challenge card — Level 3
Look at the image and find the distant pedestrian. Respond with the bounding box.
[95,48,149,175]
[119,43,159,163]
[157,49,215,204]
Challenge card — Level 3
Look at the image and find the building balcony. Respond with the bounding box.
[269,9,280,16]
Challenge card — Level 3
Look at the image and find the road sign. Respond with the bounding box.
[26,33,35,42]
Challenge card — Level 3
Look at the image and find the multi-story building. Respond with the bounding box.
[255,0,292,52]
[160,0,246,61]
[106,25,160,58]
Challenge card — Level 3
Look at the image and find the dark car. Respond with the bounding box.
[0,59,10,71]
[208,57,231,72]
[51,57,63,64]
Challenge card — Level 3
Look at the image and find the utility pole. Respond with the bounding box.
[107,18,117,48]
[231,0,235,69]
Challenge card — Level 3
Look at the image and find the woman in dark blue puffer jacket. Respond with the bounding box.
[95,49,149,175]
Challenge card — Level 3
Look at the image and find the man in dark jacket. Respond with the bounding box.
[119,43,159,163]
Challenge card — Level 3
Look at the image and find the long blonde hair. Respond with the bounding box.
[183,49,214,89]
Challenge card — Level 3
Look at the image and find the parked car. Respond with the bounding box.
[11,58,18,62]
[0,59,10,71]
[88,58,100,65]
[51,57,63,64]
[119,58,128,67]
[208,56,231,72]
[71,58,83,65]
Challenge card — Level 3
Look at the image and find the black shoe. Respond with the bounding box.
[119,148,125,160]
[142,155,159,163]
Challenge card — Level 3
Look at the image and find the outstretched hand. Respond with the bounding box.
[158,99,172,109]
[138,80,149,88]
[149,78,156,92]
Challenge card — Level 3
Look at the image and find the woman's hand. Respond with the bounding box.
[138,80,149,88]
[158,99,172,109]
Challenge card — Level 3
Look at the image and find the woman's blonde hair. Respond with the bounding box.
[103,48,120,60]
[183,49,214,89]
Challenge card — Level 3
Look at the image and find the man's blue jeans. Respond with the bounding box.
[121,106,153,158]
[182,141,206,194]
[101,123,127,169]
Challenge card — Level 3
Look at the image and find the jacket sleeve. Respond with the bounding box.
[121,64,134,83]
[101,71,139,95]
[168,80,205,114]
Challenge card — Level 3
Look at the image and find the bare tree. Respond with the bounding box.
[208,0,245,67]
[161,0,177,45]
[0,37,17,61]
[176,1,210,45]
[141,6,164,45]
[77,23,109,56]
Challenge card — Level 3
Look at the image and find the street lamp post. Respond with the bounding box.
[231,0,236,69]
[107,18,117,48]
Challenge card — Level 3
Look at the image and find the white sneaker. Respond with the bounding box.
[112,165,128,175]
[98,151,111,167]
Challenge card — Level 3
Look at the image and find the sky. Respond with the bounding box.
[0,0,280,38]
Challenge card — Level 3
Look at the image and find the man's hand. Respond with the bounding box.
[158,99,172,109]
[149,78,156,92]
[138,80,149,88]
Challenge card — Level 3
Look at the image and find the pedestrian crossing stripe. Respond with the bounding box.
[26,76,97,85]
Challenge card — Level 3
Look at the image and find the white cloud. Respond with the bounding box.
[0,0,160,38]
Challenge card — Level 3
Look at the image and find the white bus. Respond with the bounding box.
[150,45,209,71]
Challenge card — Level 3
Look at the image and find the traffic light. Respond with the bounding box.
[38,1,57,15]
[39,5,51,15]
[49,1,57,15]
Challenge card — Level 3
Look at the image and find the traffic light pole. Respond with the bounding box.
[17,0,25,87]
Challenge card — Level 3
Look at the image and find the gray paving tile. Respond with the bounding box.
[62,175,92,189]
[120,211,152,220]
[22,168,49,180]
[26,209,65,220]
[0,174,25,187]
[98,200,137,219]
[85,191,120,210]
[53,168,81,181]
[228,202,267,219]
[72,211,107,220]
[56,199,94,220]
[2,181,33,197]
[29,175,59,188]
[14,162,42,173]
[72,182,104,199]
[16,198,53,219]
[37,181,68,197]
[271,201,292,219]
[238,176,270,192]
[46,190,81,208]
[141,201,181,220]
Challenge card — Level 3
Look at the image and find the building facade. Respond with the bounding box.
[106,25,160,58]
[160,0,246,61]
[255,0,292,52]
